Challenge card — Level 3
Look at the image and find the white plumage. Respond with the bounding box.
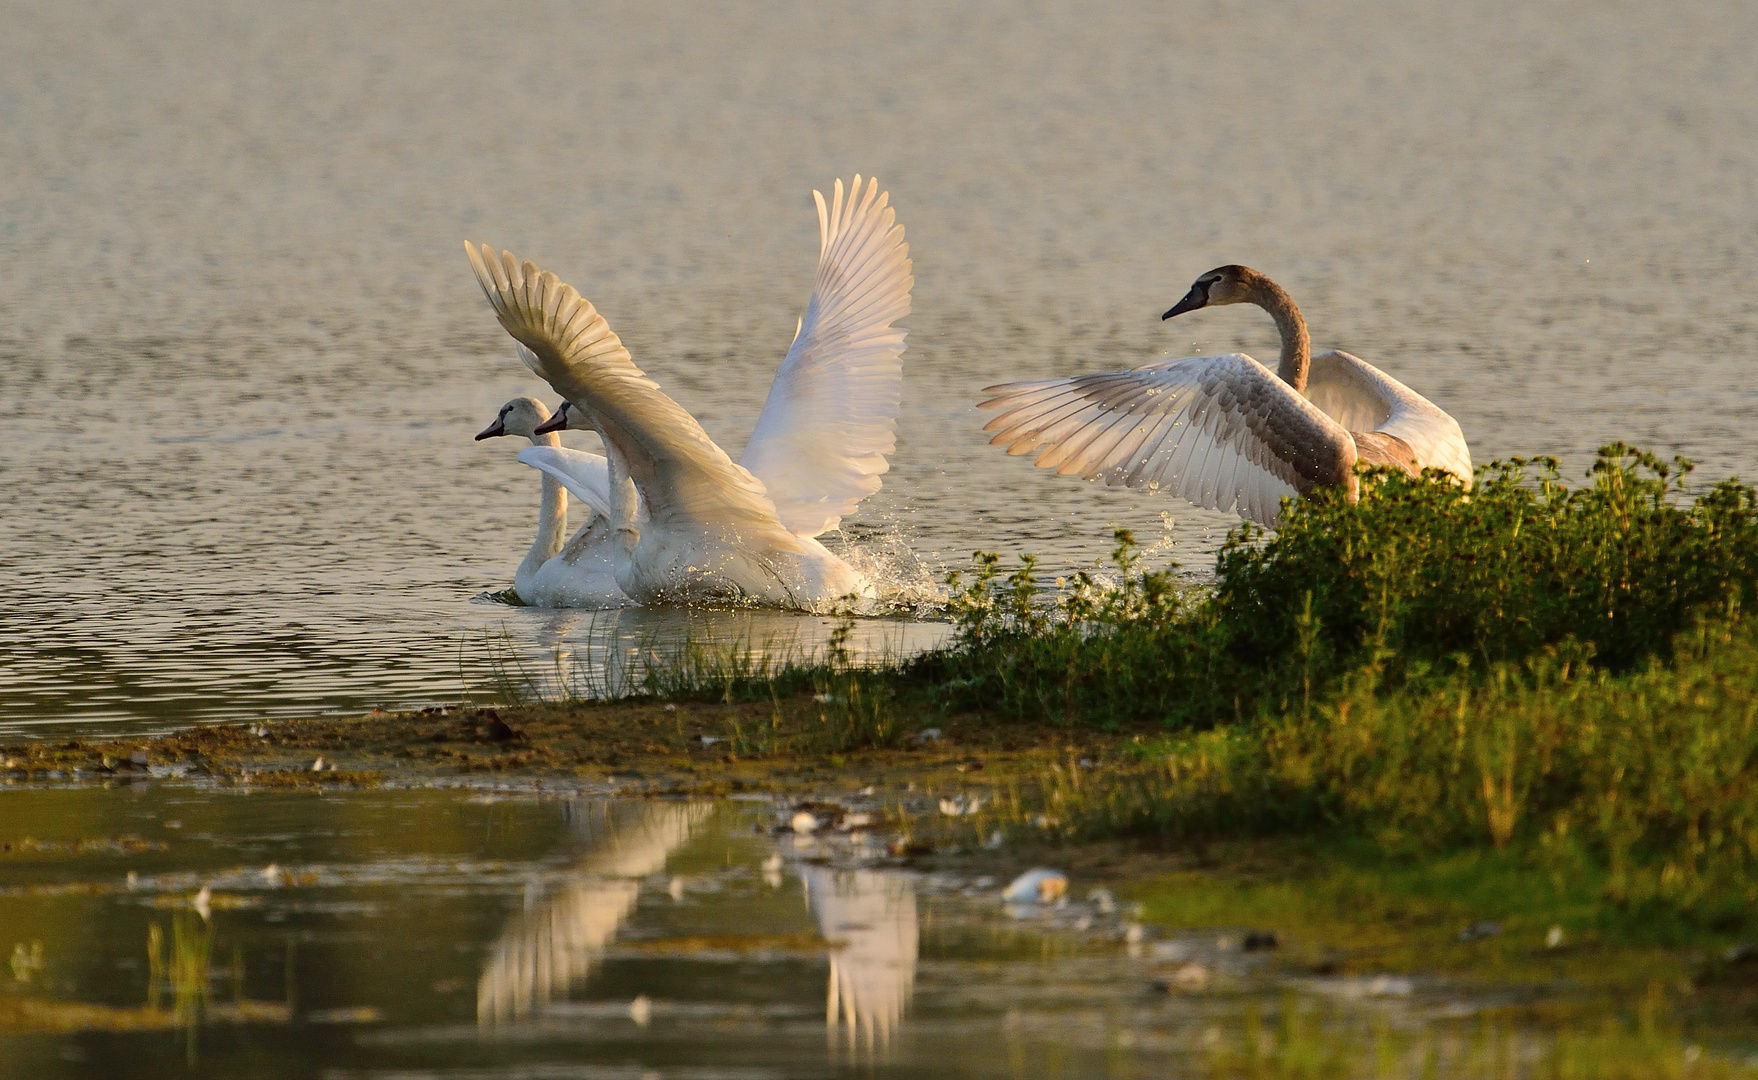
[466,176,911,608]
[802,865,917,1052]
[474,397,627,608]
[742,177,911,537]
[475,802,711,1024]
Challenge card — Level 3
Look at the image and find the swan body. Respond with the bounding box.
[977,265,1471,527]
[527,404,877,607]
[466,176,912,608]
[475,397,628,608]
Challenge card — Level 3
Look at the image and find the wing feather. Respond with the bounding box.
[466,242,794,541]
[985,389,1101,447]
[1308,350,1474,487]
[739,177,914,537]
[1184,408,1220,502]
[1055,406,1142,476]
[976,354,1357,527]
[516,446,616,522]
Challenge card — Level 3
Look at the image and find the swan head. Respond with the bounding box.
[531,400,581,437]
[1162,265,1258,320]
[476,396,556,441]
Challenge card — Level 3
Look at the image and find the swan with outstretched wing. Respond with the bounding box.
[978,265,1471,527]
[467,176,912,607]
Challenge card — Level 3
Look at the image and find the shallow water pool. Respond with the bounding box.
[2,785,1748,1079]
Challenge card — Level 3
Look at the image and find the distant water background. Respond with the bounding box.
[2,0,1755,735]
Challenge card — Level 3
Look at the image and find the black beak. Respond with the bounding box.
[474,417,506,441]
[532,404,569,436]
[1162,286,1208,321]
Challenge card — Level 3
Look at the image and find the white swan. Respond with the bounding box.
[474,396,628,608]
[466,176,912,608]
[977,264,1472,527]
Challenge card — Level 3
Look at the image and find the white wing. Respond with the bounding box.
[1308,350,1473,487]
[466,244,797,544]
[517,446,613,521]
[978,353,1357,527]
[740,176,912,537]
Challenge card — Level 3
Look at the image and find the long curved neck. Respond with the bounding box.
[603,437,641,554]
[519,430,568,582]
[1247,274,1310,393]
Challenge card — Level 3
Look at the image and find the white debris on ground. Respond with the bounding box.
[938,794,984,816]
[1002,868,1068,904]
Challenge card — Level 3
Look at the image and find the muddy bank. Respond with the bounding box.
[0,697,1116,796]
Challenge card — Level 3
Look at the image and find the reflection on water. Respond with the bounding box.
[476,801,710,1024]
[475,607,949,705]
[803,865,919,1056]
[3,785,1747,1079]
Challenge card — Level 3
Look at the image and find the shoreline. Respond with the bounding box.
[0,696,1114,797]
[5,697,1756,1018]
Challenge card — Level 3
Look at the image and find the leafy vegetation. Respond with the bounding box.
[919,446,1758,921]
[976,613,1758,912]
[922,444,1758,729]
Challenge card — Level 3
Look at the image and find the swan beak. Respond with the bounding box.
[474,418,506,441]
[532,408,569,436]
[1162,287,1207,320]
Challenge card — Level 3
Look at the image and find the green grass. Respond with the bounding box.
[1196,993,1756,1080]
[918,444,1758,729]
[471,445,1758,927]
[474,619,910,756]
[898,446,1758,922]
[996,616,1758,914]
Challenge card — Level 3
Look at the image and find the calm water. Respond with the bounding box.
[3,787,1736,1079]
[3,0,1757,734]
[0,788,1280,1078]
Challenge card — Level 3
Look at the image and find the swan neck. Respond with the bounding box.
[1251,276,1310,392]
[520,431,568,581]
[604,439,641,553]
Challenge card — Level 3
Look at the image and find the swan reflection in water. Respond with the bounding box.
[476,800,710,1024]
[802,865,919,1055]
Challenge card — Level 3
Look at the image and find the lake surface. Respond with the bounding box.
[3,0,1757,734]
[3,786,1741,1079]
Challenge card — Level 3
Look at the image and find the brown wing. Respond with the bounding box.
[978,353,1357,526]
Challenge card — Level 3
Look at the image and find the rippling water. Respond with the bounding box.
[3,0,1755,734]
